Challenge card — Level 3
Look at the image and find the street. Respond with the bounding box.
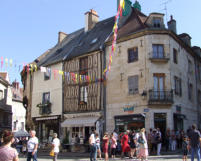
[19,154,186,161]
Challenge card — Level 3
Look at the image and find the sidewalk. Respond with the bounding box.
[36,149,182,159]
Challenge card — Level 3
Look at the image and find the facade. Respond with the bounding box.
[105,1,201,136]
[21,0,201,147]
[12,82,26,132]
[0,72,12,133]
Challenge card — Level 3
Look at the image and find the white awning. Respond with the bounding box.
[35,116,58,121]
[61,116,99,127]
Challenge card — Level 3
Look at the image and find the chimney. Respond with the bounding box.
[179,33,192,47]
[85,9,99,32]
[168,15,177,34]
[58,31,67,43]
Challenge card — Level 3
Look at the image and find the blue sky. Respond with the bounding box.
[0,0,200,85]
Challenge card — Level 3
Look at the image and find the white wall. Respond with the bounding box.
[32,63,63,117]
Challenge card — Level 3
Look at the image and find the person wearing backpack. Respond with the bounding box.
[137,128,148,161]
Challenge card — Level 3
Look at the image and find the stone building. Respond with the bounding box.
[105,1,201,136]
[0,72,12,133]
[12,81,26,132]
[21,0,201,146]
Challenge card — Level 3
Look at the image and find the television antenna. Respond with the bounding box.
[160,0,172,23]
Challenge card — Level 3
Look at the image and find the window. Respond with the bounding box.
[152,44,164,58]
[80,57,88,75]
[128,75,138,95]
[72,127,83,138]
[44,68,51,80]
[42,92,50,104]
[198,65,201,81]
[188,59,193,74]
[128,47,138,63]
[174,76,182,96]
[188,81,193,101]
[173,48,178,64]
[0,90,3,100]
[198,90,201,105]
[153,18,161,28]
[21,122,24,130]
[79,86,88,103]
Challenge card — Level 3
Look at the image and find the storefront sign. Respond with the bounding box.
[123,106,134,114]
[144,108,149,113]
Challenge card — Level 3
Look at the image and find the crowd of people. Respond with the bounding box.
[89,124,201,161]
[0,124,200,161]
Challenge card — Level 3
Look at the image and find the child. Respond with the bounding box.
[22,143,27,156]
[95,133,102,159]
[182,136,188,161]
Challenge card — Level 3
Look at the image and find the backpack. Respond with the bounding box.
[138,136,145,144]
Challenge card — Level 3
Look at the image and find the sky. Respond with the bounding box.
[0,0,201,86]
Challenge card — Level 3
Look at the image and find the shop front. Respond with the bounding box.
[34,116,61,145]
[114,114,145,133]
[61,113,102,152]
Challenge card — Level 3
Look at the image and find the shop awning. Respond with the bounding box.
[61,116,99,127]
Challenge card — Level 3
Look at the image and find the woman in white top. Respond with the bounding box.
[52,133,60,161]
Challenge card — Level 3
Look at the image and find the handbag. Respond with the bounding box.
[49,149,54,157]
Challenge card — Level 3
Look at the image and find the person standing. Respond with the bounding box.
[95,133,102,159]
[121,130,131,158]
[27,130,38,161]
[129,130,137,159]
[188,124,201,161]
[52,133,60,161]
[137,128,148,161]
[89,129,97,161]
[0,130,19,161]
[111,132,117,159]
[182,136,189,161]
[102,132,109,161]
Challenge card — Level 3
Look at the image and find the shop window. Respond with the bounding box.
[188,81,193,101]
[173,48,178,64]
[72,127,83,139]
[152,44,164,58]
[42,92,50,104]
[174,76,182,96]
[128,47,138,63]
[128,75,138,95]
[44,68,51,80]
[79,86,88,104]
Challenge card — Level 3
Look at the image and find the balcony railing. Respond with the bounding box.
[148,90,173,104]
[37,102,52,115]
[149,52,170,62]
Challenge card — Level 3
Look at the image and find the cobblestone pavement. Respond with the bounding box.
[19,154,189,161]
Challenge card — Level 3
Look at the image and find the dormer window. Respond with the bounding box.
[153,18,161,28]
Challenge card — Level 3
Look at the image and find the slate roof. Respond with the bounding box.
[38,8,184,66]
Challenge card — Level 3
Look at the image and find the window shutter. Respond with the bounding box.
[128,75,138,94]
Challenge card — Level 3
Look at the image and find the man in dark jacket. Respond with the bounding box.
[188,124,201,161]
